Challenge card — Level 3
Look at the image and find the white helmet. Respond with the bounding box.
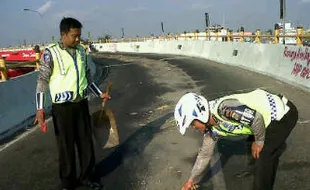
[174,92,210,135]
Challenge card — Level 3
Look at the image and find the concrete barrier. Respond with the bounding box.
[0,54,96,141]
[0,72,43,140]
[93,40,310,91]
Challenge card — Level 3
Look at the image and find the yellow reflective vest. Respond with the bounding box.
[47,43,88,103]
[208,89,290,137]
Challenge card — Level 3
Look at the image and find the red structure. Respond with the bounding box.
[0,49,41,79]
[0,49,38,62]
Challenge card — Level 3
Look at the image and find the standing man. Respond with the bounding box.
[35,17,109,190]
[174,88,298,190]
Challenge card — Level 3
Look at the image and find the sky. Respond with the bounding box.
[0,0,310,47]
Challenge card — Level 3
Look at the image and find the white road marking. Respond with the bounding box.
[297,120,310,124]
[103,62,135,68]
[159,56,189,61]
[0,118,52,153]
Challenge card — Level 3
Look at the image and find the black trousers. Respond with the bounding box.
[253,100,298,190]
[52,99,95,189]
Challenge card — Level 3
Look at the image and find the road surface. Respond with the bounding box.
[0,53,309,190]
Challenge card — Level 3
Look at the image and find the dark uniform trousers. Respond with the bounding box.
[52,98,95,188]
[253,100,298,190]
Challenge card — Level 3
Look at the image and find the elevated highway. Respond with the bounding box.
[0,53,309,190]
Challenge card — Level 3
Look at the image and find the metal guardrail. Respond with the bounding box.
[97,27,310,46]
[6,60,39,69]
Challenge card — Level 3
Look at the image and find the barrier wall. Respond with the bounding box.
[0,72,42,139]
[0,55,96,140]
[93,40,310,91]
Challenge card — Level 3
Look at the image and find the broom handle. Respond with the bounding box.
[101,82,112,109]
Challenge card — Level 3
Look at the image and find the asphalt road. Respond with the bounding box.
[0,53,309,190]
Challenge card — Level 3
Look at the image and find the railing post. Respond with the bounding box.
[274,24,279,44]
[255,29,261,44]
[297,26,303,46]
[35,53,40,70]
[34,45,41,70]
[0,58,8,81]
[240,27,245,42]
[227,30,231,42]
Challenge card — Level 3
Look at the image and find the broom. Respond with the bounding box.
[92,82,120,148]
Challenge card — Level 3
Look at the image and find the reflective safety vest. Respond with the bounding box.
[47,43,88,103]
[208,89,290,137]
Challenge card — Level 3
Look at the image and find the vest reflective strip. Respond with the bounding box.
[267,93,277,120]
[50,47,66,75]
[72,54,80,97]
[53,88,88,103]
[36,92,44,110]
[54,91,74,103]
[89,82,102,97]
[82,88,88,98]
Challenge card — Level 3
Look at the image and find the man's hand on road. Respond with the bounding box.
[181,179,199,190]
[251,142,264,159]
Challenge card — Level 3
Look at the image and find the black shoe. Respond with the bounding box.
[80,180,103,190]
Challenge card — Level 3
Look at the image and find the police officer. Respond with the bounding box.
[174,88,298,190]
[35,17,109,190]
